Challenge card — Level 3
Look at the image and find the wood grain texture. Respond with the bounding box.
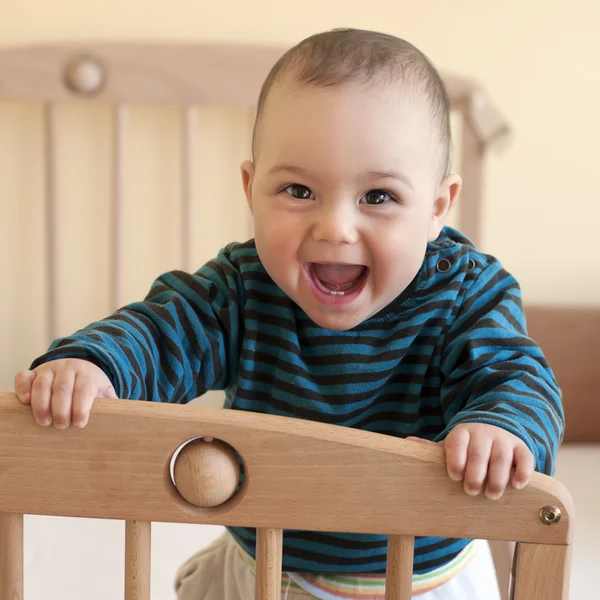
[256,528,282,600]
[512,542,572,599]
[125,520,151,600]
[0,513,23,600]
[173,438,240,508]
[385,535,414,600]
[0,393,573,544]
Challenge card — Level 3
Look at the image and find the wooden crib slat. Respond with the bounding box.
[44,102,59,342]
[512,542,572,600]
[125,520,151,600]
[112,104,127,310]
[256,528,283,600]
[181,106,196,272]
[385,535,414,600]
[0,513,23,600]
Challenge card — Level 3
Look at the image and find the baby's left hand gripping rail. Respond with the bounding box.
[0,392,574,600]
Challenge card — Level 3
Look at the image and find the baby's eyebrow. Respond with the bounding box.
[266,164,308,177]
[366,170,414,190]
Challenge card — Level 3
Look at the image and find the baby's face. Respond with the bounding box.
[242,79,460,330]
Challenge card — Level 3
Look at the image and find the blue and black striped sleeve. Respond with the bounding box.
[30,248,244,404]
[437,258,564,475]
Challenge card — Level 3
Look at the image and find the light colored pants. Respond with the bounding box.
[175,532,501,600]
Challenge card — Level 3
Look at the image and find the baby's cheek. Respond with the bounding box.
[256,230,295,268]
[374,232,425,290]
[254,225,302,290]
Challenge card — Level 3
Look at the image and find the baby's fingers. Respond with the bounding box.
[443,427,470,482]
[30,369,55,426]
[463,435,493,496]
[485,442,514,500]
[14,370,36,404]
[511,444,535,490]
[50,370,76,429]
[71,374,98,428]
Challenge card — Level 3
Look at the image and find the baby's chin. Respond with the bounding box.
[302,311,365,331]
[297,298,383,331]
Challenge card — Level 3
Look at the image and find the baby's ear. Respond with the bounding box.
[240,160,255,212]
[428,173,462,241]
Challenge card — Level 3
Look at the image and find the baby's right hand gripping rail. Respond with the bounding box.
[0,392,574,599]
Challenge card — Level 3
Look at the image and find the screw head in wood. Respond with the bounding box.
[539,505,562,525]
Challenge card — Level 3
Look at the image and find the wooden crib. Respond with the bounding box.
[0,391,574,599]
[0,41,583,599]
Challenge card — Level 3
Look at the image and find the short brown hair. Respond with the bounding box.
[252,28,452,177]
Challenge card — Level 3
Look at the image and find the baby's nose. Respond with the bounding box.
[312,205,359,245]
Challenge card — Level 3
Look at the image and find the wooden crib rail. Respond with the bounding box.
[0,392,573,543]
[0,43,279,107]
[0,41,509,127]
[0,391,574,599]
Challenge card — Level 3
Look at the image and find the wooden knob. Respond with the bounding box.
[64,55,105,95]
[173,438,240,508]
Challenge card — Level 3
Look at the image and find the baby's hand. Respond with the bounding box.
[14,359,116,429]
[408,423,534,500]
[442,423,534,499]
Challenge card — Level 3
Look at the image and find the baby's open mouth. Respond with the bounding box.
[309,263,368,296]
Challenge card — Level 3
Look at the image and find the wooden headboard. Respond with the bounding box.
[0,41,510,253]
[525,306,599,443]
[0,42,596,443]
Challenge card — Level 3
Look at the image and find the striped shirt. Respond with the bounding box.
[31,226,564,577]
[238,537,480,597]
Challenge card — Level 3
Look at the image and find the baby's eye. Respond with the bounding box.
[362,190,395,205]
[284,184,314,200]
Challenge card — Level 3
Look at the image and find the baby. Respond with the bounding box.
[14,28,563,600]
